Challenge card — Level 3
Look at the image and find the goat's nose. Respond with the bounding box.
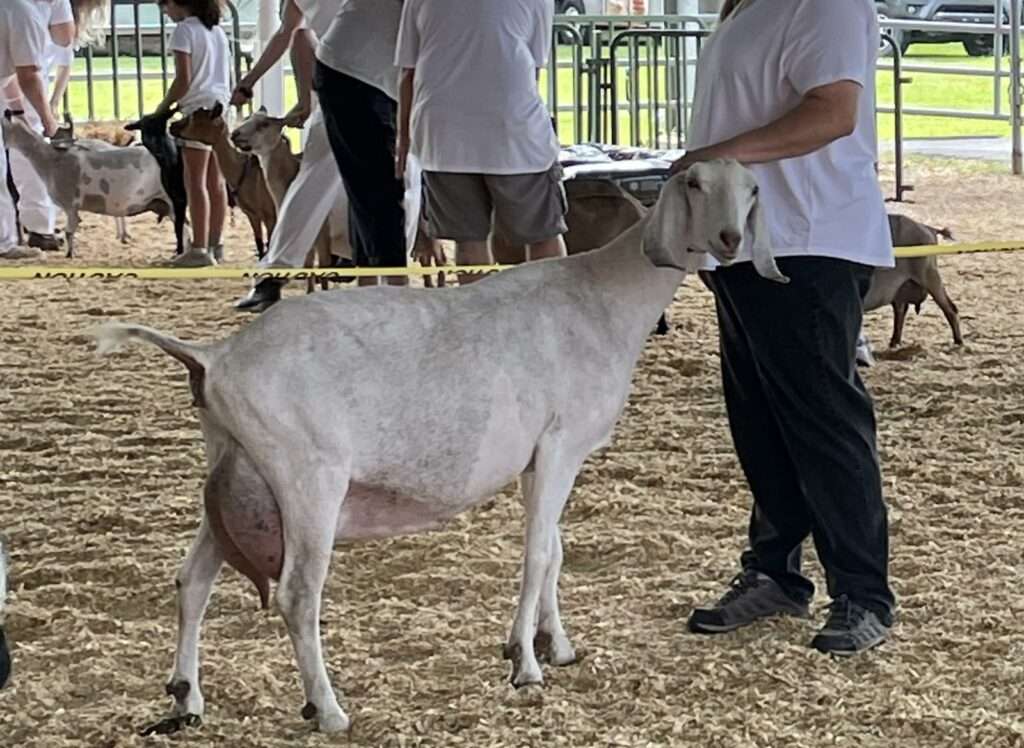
[719,229,742,253]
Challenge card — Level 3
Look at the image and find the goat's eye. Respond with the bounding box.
[687,179,701,191]
[751,185,759,196]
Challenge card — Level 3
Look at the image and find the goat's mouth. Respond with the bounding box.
[230,136,252,152]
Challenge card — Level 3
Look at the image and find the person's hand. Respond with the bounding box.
[283,101,310,128]
[395,135,410,180]
[230,80,254,108]
[669,150,704,175]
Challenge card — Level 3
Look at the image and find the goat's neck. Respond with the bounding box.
[208,131,248,188]
[578,219,688,351]
[254,137,298,207]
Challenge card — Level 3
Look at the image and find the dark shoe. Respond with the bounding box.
[235,278,284,313]
[327,255,356,284]
[687,570,810,634]
[27,232,61,252]
[810,595,890,656]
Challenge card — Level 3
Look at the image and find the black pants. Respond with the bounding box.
[314,61,406,267]
[704,257,895,624]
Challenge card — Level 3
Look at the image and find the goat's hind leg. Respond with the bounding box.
[272,469,350,733]
[139,518,223,736]
[505,446,582,687]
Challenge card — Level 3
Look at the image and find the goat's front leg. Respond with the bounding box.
[505,453,580,687]
[64,209,79,259]
[275,485,348,734]
[140,518,223,736]
[115,216,131,244]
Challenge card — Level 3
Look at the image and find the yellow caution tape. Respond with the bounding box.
[0,241,1018,280]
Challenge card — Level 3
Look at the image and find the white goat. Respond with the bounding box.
[2,115,171,258]
[91,161,786,735]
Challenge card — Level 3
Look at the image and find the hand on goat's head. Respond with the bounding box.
[168,103,226,145]
[643,159,788,283]
[230,107,287,155]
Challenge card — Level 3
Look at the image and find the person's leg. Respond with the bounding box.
[206,151,228,259]
[0,128,41,260]
[237,111,347,310]
[7,104,58,249]
[718,258,895,652]
[489,163,568,264]
[316,63,407,286]
[173,143,214,267]
[685,268,814,634]
[421,171,492,286]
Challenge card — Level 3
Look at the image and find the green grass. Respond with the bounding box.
[60,41,1016,146]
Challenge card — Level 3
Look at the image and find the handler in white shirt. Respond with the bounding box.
[395,0,566,282]
[672,0,896,656]
[0,0,63,260]
[3,0,74,253]
[230,0,355,310]
[312,0,410,286]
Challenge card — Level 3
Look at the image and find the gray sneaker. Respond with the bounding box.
[687,570,810,634]
[810,595,890,656]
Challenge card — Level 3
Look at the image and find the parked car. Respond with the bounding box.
[876,0,1021,56]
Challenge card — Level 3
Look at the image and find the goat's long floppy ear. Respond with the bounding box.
[747,194,789,284]
[642,176,691,270]
[211,102,224,118]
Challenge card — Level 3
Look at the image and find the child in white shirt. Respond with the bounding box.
[153,0,231,267]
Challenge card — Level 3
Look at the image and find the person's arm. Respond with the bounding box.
[155,51,192,114]
[49,20,76,48]
[671,80,860,172]
[49,63,72,116]
[395,67,415,179]
[232,0,304,105]
[15,66,59,135]
[393,0,421,179]
[283,28,315,126]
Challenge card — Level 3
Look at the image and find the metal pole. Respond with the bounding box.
[1011,0,1022,174]
[255,0,285,115]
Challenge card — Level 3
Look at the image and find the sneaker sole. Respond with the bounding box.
[811,633,887,657]
[688,608,811,635]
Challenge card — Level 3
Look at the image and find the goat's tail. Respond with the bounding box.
[927,224,954,241]
[89,323,213,405]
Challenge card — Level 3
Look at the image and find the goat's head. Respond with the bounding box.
[125,107,177,142]
[169,102,226,145]
[643,159,788,283]
[0,112,40,150]
[230,107,286,155]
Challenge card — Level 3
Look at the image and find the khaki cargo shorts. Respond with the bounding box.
[422,162,568,245]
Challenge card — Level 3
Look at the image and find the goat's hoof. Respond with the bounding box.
[505,642,544,688]
[534,631,577,667]
[138,713,201,737]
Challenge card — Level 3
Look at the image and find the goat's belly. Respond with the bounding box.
[334,483,492,542]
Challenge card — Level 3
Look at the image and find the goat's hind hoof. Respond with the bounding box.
[138,713,201,737]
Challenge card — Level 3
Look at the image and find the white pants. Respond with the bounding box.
[260,106,423,269]
[0,123,18,251]
[7,104,57,235]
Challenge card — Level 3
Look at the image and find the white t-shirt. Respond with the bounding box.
[42,0,74,77]
[293,0,335,41]
[170,16,231,116]
[687,0,894,270]
[0,0,48,81]
[395,0,558,175]
[317,0,403,101]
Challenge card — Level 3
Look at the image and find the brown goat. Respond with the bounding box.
[169,104,277,259]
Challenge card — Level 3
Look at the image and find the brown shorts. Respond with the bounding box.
[422,162,568,245]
